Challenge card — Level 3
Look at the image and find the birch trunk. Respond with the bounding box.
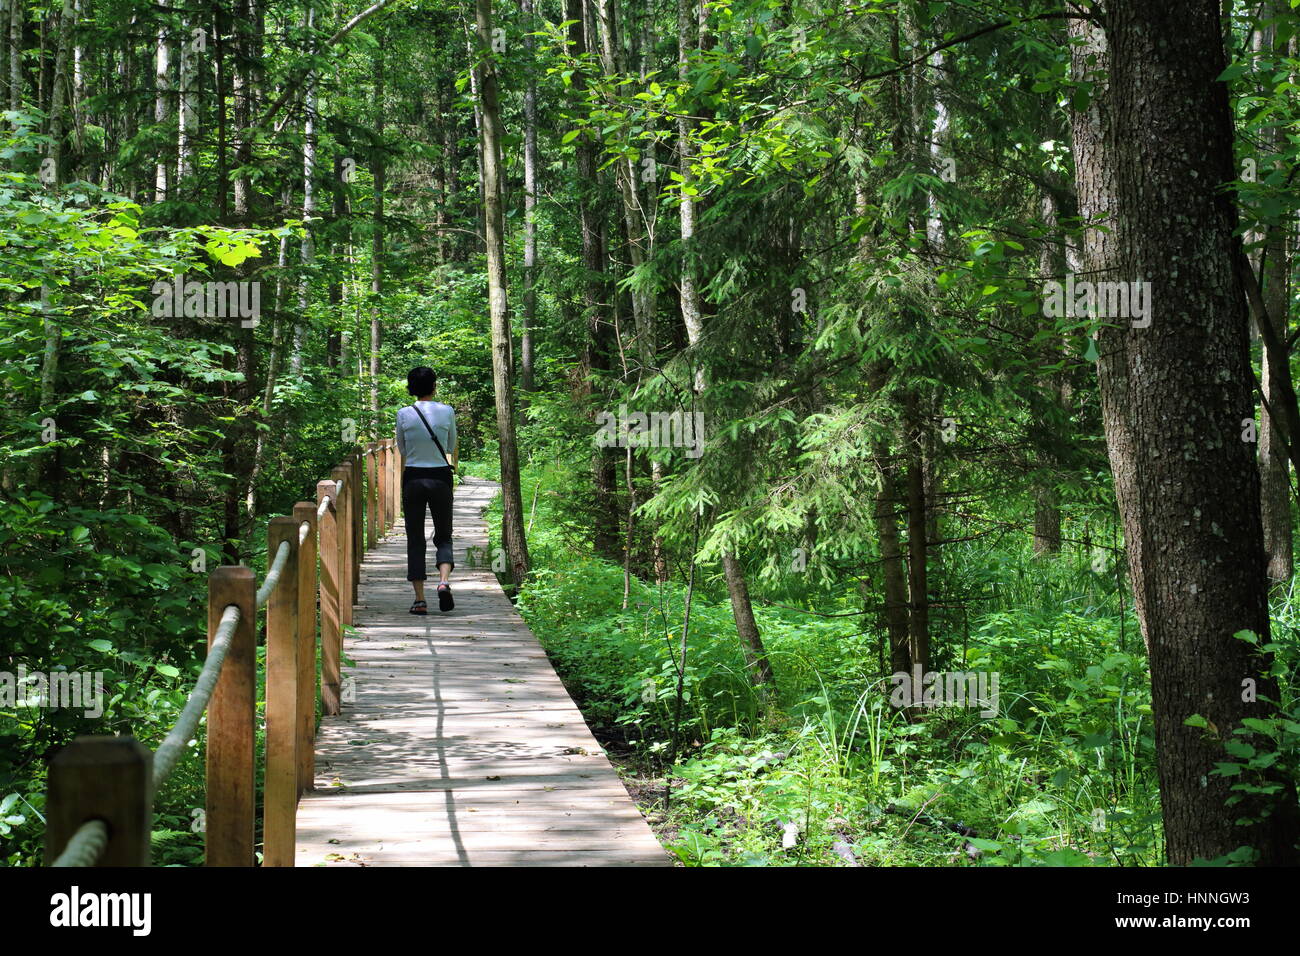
[474,0,530,585]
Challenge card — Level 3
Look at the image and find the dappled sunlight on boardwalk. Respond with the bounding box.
[295,477,671,867]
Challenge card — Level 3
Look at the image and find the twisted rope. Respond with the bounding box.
[152,603,242,789]
[255,539,291,608]
[50,819,109,867]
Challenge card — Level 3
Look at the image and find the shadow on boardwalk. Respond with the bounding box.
[294,476,672,866]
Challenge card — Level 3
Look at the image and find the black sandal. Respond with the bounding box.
[437,583,454,612]
[410,599,428,615]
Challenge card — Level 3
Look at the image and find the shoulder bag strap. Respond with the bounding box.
[409,404,456,473]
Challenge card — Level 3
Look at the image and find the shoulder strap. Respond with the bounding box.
[409,404,456,472]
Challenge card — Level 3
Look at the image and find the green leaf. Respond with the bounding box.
[1041,848,1091,866]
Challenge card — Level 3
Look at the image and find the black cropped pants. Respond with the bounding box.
[402,466,454,581]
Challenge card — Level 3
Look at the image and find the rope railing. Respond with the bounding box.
[255,540,292,609]
[152,604,242,790]
[50,819,109,868]
[41,439,400,868]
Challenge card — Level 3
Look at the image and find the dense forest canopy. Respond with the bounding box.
[3,0,1300,869]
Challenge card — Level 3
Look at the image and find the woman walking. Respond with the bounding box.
[395,366,458,614]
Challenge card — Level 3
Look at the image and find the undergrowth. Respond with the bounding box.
[499,460,1300,867]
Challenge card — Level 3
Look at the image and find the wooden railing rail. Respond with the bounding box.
[43,438,401,867]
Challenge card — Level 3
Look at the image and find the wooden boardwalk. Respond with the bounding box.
[295,476,671,867]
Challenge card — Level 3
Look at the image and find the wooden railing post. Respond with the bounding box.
[293,501,317,794]
[390,439,400,528]
[263,517,299,868]
[318,479,343,716]
[381,442,389,530]
[376,442,388,535]
[44,737,152,866]
[388,439,399,529]
[206,565,256,867]
[350,455,364,587]
[332,464,354,629]
[366,443,379,549]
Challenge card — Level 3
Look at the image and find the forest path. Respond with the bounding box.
[294,476,671,866]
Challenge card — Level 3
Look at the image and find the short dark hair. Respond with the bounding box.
[407,366,437,397]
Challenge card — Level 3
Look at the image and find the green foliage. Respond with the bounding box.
[512,454,1171,866]
[7,0,1300,872]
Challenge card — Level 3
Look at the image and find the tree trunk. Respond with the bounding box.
[177,12,198,184]
[567,0,620,560]
[904,392,929,683]
[326,151,345,371]
[1034,190,1064,554]
[37,11,47,117]
[857,177,911,675]
[474,0,530,586]
[677,0,704,392]
[48,0,73,183]
[1255,7,1292,584]
[596,0,660,582]
[213,5,228,220]
[220,0,258,562]
[721,551,774,700]
[1259,235,1292,582]
[664,0,702,585]
[70,0,82,151]
[0,0,7,112]
[291,3,318,376]
[442,85,460,259]
[462,22,486,255]
[370,46,384,417]
[247,187,293,515]
[875,454,912,676]
[37,285,60,489]
[520,0,538,393]
[230,0,252,220]
[153,17,170,201]
[6,0,19,115]
[1069,2,1300,865]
